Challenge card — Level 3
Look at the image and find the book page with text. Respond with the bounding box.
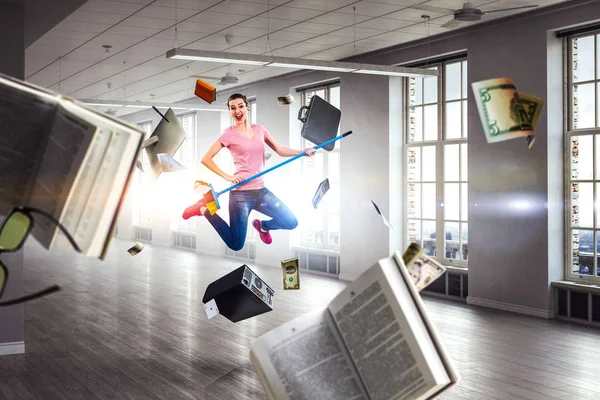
[52,127,112,252]
[0,75,58,208]
[250,309,368,400]
[89,128,140,257]
[328,259,450,400]
[58,99,142,257]
[28,105,96,249]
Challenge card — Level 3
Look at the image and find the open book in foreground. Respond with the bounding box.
[250,252,458,400]
[0,73,143,259]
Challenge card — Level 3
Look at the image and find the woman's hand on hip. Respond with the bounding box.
[226,174,243,184]
[304,147,316,157]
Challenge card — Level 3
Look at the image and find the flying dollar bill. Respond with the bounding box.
[281,257,300,290]
[402,242,424,267]
[408,254,446,292]
[472,77,535,144]
[519,92,545,152]
[278,94,295,105]
[401,242,446,292]
[127,242,144,256]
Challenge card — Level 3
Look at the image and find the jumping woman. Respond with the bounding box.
[182,93,315,250]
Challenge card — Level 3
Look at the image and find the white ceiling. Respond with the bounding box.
[24,0,568,117]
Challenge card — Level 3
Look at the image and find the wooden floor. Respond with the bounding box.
[0,239,599,400]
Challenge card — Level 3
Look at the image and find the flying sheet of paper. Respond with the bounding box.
[157,153,186,172]
[371,200,395,232]
[135,159,144,172]
[204,298,220,319]
[127,242,144,256]
[265,153,272,161]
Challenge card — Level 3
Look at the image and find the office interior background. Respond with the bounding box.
[2,0,600,399]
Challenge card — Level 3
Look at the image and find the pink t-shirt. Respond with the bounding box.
[218,124,271,190]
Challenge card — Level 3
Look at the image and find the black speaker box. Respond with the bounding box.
[202,264,274,323]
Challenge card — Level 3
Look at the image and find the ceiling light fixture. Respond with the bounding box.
[165,48,438,78]
[80,99,228,112]
[168,48,269,65]
[267,62,356,73]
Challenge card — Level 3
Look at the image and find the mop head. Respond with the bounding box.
[203,184,220,215]
[195,180,220,215]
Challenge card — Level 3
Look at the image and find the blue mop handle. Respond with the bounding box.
[218,130,352,195]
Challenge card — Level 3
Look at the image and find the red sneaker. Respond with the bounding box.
[182,198,207,220]
[253,219,272,245]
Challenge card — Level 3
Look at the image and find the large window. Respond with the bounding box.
[298,83,340,250]
[566,31,600,281]
[134,121,153,226]
[173,113,196,164]
[406,59,468,267]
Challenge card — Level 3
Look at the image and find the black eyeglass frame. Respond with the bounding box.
[0,206,82,306]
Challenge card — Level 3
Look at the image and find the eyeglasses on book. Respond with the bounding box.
[0,206,81,306]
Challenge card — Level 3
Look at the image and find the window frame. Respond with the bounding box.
[564,31,600,283]
[298,83,341,251]
[404,58,469,268]
[249,98,256,125]
[135,120,153,227]
[173,111,196,165]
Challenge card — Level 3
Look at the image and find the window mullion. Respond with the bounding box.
[458,142,462,257]
[567,39,571,278]
[437,141,444,264]
[438,62,445,264]
[595,133,598,277]
[594,35,598,129]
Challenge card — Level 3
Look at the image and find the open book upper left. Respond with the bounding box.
[0,73,144,258]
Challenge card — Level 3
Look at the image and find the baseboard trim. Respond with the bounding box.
[0,341,25,355]
[422,291,467,303]
[467,296,555,319]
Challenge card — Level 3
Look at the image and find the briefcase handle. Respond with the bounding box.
[297,105,309,123]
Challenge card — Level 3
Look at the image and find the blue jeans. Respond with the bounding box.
[204,188,298,251]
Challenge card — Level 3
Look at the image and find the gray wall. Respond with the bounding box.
[118,0,600,316]
[0,0,85,354]
[0,0,88,48]
[345,0,599,316]
[0,1,24,80]
[0,0,25,354]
